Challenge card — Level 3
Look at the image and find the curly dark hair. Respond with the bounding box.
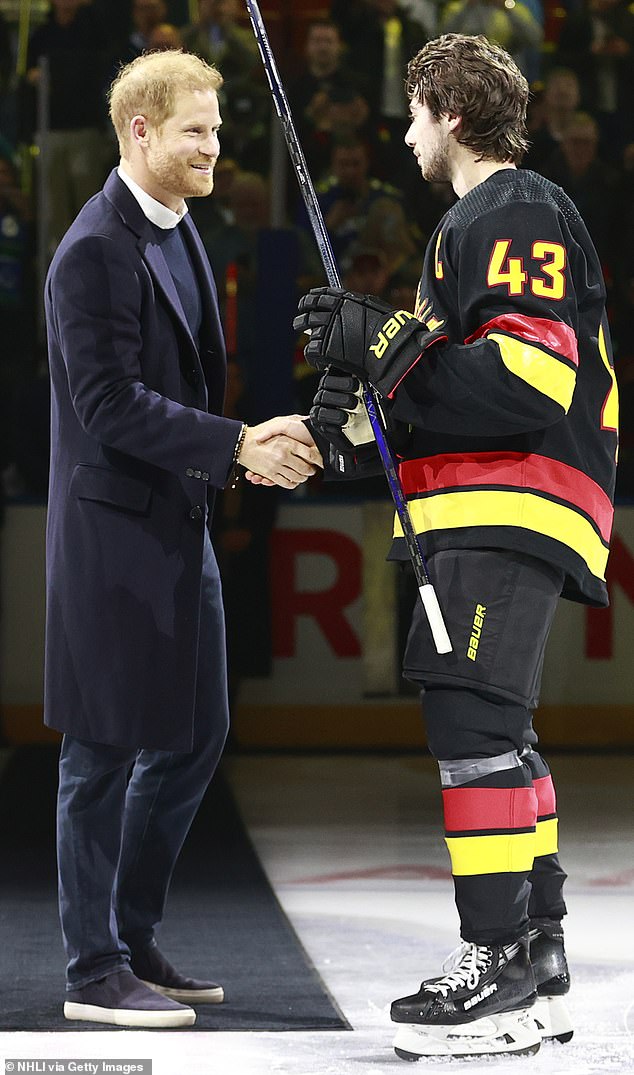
[405,34,529,164]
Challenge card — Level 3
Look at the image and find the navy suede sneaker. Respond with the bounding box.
[64,969,196,1027]
[130,939,224,1003]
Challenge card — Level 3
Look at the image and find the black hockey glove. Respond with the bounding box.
[293,286,446,399]
[310,371,375,451]
[308,368,411,480]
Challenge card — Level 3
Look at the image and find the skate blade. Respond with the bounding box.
[393,1007,542,1059]
[534,995,574,1043]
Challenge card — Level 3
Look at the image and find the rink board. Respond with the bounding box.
[1,502,633,748]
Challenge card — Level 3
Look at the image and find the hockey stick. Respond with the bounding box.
[244,0,452,655]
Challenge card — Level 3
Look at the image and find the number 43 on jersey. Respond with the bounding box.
[487,239,566,300]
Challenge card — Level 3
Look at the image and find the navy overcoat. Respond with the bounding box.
[44,170,242,751]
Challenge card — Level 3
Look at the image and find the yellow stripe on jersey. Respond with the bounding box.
[393,490,609,581]
[598,324,618,433]
[488,332,577,412]
[445,832,536,875]
[535,818,559,858]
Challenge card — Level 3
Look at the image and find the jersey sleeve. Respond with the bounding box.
[392,199,582,437]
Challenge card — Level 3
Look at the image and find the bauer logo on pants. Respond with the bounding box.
[467,604,487,662]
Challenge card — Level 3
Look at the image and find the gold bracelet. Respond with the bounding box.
[229,423,248,489]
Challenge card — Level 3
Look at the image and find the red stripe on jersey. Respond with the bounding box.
[399,452,613,543]
[442,787,538,833]
[533,775,557,816]
[465,314,579,366]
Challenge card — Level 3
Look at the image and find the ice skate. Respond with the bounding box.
[529,918,573,1043]
[391,938,541,1060]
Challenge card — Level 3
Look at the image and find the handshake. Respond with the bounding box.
[239,286,445,488]
[238,415,323,490]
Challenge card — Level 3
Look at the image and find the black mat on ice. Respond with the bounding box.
[0,744,348,1031]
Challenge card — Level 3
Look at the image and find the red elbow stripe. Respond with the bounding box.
[533,774,557,816]
[442,786,538,833]
[465,314,579,367]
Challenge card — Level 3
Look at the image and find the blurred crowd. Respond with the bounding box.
[1,0,633,510]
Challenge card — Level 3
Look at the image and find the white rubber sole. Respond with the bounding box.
[533,995,574,1043]
[393,1007,542,1059]
[63,1000,196,1028]
[141,979,225,1004]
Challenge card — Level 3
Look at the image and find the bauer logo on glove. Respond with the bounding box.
[369,309,418,359]
[294,286,447,399]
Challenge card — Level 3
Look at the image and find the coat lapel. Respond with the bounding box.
[181,213,226,363]
[103,170,226,408]
[103,170,201,359]
[140,233,196,347]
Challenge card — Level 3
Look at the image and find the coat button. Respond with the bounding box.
[186,467,194,478]
[189,505,203,521]
[194,469,202,478]
[202,471,209,481]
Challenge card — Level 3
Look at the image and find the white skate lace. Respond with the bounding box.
[426,943,493,997]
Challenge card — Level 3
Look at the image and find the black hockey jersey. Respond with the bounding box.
[389,168,618,606]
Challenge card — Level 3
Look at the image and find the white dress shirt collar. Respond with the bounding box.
[117,165,189,230]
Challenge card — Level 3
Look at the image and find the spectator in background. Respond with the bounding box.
[344,245,391,299]
[541,110,620,266]
[182,0,258,83]
[146,21,182,50]
[199,169,322,410]
[332,0,428,116]
[556,0,634,158]
[294,79,371,182]
[330,0,427,182]
[288,18,368,144]
[308,135,420,272]
[440,0,543,77]
[25,0,112,256]
[122,0,168,60]
[359,195,421,276]
[523,67,580,173]
[183,0,268,170]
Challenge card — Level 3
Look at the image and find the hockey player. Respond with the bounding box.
[294,33,618,1061]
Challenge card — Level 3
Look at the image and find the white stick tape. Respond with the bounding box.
[419,583,453,654]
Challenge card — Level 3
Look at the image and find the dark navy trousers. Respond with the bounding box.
[57,535,230,989]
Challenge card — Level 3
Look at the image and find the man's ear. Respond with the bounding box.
[130,114,151,146]
[446,114,462,134]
